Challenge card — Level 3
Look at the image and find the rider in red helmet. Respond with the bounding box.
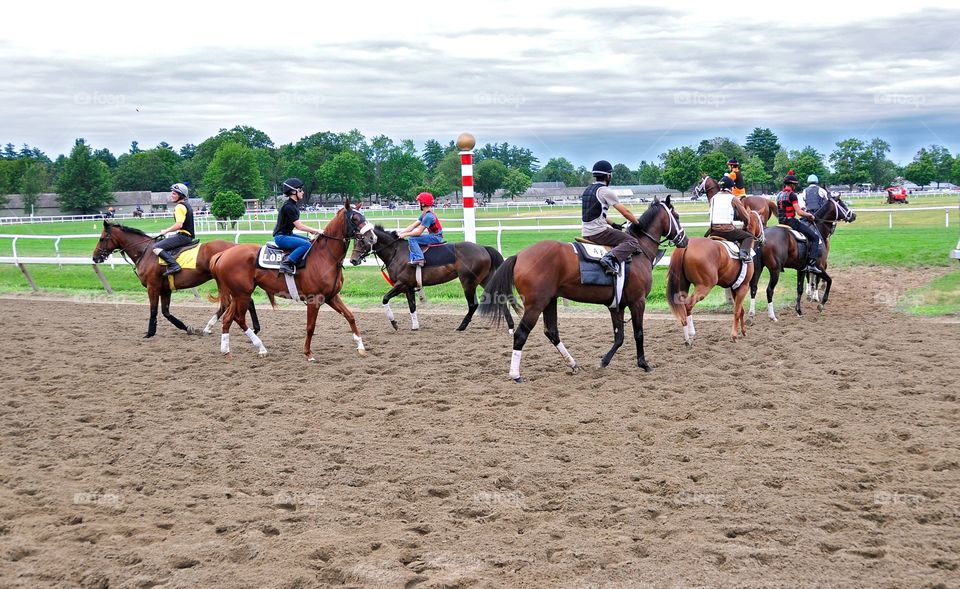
[398,192,444,266]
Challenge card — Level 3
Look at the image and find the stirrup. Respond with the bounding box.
[162,265,181,276]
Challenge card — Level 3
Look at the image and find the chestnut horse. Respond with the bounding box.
[694,175,773,230]
[747,197,856,321]
[349,225,515,332]
[665,204,762,345]
[211,202,376,360]
[478,197,688,383]
[92,220,259,337]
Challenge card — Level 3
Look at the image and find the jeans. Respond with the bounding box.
[408,233,444,263]
[788,219,822,260]
[154,232,193,252]
[273,234,312,263]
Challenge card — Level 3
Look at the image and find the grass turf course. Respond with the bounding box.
[1,195,957,314]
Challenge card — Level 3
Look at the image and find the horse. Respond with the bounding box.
[665,203,763,345]
[92,220,260,338]
[694,175,773,229]
[478,196,688,383]
[747,197,857,321]
[210,201,376,360]
[349,225,515,332]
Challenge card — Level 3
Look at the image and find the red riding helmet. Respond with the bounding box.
[416,192,434,207]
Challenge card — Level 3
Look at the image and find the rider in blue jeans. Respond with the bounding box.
[273,178,322,274]
[398,192,444,266]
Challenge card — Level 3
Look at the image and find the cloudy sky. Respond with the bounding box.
[2,0,959,165]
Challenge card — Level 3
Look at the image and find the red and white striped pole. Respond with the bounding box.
[457,132,477,243]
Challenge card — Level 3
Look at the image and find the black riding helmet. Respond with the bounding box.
[718,174,736,190]
[591,160,613,180]
[282,178,304,196]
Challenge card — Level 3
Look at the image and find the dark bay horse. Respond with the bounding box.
[742,196,778,226]
[748,197,856,321]
[349,225,515,332]
[479,197,688,383]
[666,206,762,344]
[92,220,259,337]
[211,202,376,360]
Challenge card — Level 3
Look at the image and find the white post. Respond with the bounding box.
[947,211,950,228]
[889,213,893,229]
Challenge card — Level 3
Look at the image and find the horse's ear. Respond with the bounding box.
[665,194,672,206]
[343,197,351,211]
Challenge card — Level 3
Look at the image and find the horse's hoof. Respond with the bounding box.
[201,329,211,336]
[455,326,467,332]
[508,329,515,335]
[817,303,824,312]
[599,357,611,368]
[410,327,419,332]
[224,352,233,360]
[258,350,268,357]
[570,364,581,374]
[390,321,399,331]
[638,362,653,373]
[512,377,524,384]
[306,355,316,362]
[357,349,367,357]
[144,333,155,339]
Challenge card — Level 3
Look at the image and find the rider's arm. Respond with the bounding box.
[293,219,321,235]
[398,220,423,238]
[611,203,639,225]
[160,205,185,235]
[731,199,750,226]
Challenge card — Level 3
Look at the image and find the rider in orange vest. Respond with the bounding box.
[727,158,746,198]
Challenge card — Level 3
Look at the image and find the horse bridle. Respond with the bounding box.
[634,202,688,249]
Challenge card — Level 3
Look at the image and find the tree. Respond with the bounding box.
[951,157,960,186]
[93,148,117,169]
[904,148,936,189]
[611,163,636,186]
[697,137,746,163]
[745,128,781,175]
[202,142,264,202]
[773,149,792,181]
[829,138,869,187]
[19,161,51,214]
[381,149,427,200]
[637,160,662,184]
[863,138,896,189]
[790,146,829,185]
[474,159,508,201]
[698,151,728,180]
[113,150,177,192]
[435,150,463,197]
[425,172,453,199]
[535,157,577,186]
[422,139,447,174]
[179,143,197,159]
[502,168,533,200]
[660,146,700,194]
[129,141,142,155]
[315,151,365,200]
[55,139,113,213]
[210,190,246,227]
[925,145,953,188]
[740,155,772,193]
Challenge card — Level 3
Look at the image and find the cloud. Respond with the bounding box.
[0,6,958,163]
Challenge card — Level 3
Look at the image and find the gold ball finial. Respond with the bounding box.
[456,132,476,151]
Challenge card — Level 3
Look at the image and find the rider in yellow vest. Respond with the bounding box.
[727,158,746,198]
[155,183,195,276]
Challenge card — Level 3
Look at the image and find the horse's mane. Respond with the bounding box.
[110,223,151,238]
[373,224,400,244]
[635,200,662,230]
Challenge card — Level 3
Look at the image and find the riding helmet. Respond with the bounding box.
[807,174,819,184]
[783,170,799,185]
[591,160,614,177]
[170,183,189,199]
[727,158,740,167]
[718,174,736,190]
[282,178,304,195]
[416,192,434,207]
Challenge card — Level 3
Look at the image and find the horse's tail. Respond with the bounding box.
[265,290,278,310]
[666,246,690,323]
[482,246,506,288]
[478,255,518,327]
[767,199,778,222]
[207,251,226,304]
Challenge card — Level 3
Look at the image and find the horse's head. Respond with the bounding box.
[349,224,396,266]
[693,175,719,201]
[339,201,376,264]
[93,220,120,263]
[631,195,687,248]
[835,197,857,223]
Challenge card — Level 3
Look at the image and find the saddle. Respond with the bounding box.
[417,242,456,267]
[157,240,201,269]
[571,242,629,286]
[788,229,807,242]
[166,239,200,258]
[707,236,744,259]
[257,242,308,270]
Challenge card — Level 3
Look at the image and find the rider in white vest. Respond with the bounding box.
[706,175,755,261]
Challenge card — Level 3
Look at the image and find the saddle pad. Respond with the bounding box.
[576,242,612,261]
[422,243,456,267]
[715,240,740,259]
[257,243,287,269]
[158,243,200,270]
[571,242,629,287]
[789,229,807,242]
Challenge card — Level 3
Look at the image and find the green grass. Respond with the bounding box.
[898,270,960,316]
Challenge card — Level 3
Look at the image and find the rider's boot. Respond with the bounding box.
[158,250,181,275]
[599,253,619,275]
[738,238,755,262]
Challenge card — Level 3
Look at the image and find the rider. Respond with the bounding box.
[802,174,830,217]
[398,192,444,266]
[273,178,322,275]
[581,160,640,275]
[707,174,755,262]
[154,183,195,276]
[727,158,746,198]
[776,171,824,274]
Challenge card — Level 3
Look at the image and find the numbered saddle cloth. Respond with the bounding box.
[257,242,307,270]
[158,242,200,270]
[571,241,630,287]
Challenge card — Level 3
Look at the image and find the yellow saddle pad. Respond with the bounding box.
[158,243,201,270]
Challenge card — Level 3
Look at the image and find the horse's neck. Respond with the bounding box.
[118,232,153,262]
[374,233,403,263]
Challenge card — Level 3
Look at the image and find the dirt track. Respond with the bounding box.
[1,267,958,588]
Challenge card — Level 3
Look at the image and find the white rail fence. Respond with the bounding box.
[2,204,957,293]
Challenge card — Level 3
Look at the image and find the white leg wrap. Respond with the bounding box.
[509,350,522,380]
[749,298,756,315]
[244,328,266,355]
[556,342,577,368]
[353,334,365,351]
[687,315,695,336]
[220,333,230,354]
[682,322,691,342]
[410,312,419,330]
[767,302,778,321]
[204,313,219,335]
[383,303,395,322]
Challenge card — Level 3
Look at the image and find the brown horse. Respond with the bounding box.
[665,204,762,345]
[747,197,856,321]
[211,202,375,360]
[349,225,515,332]
[742,195,778,226]
[478,197,688,382]
[92,220,259,337]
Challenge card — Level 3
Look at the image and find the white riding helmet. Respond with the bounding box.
[171,183,189,199]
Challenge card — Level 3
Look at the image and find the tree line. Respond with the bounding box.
[1,126,957,214]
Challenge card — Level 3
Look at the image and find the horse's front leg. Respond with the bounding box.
[795,270,805,317]
[381,283,406,331]
[601,307,626,367]
[818,271,832,311]
[160,289,192,334]
[405,291,419,331]
[327,294,367,356]
[304,300,321,361]
[145,284,160,338]
[630,299,652,372]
